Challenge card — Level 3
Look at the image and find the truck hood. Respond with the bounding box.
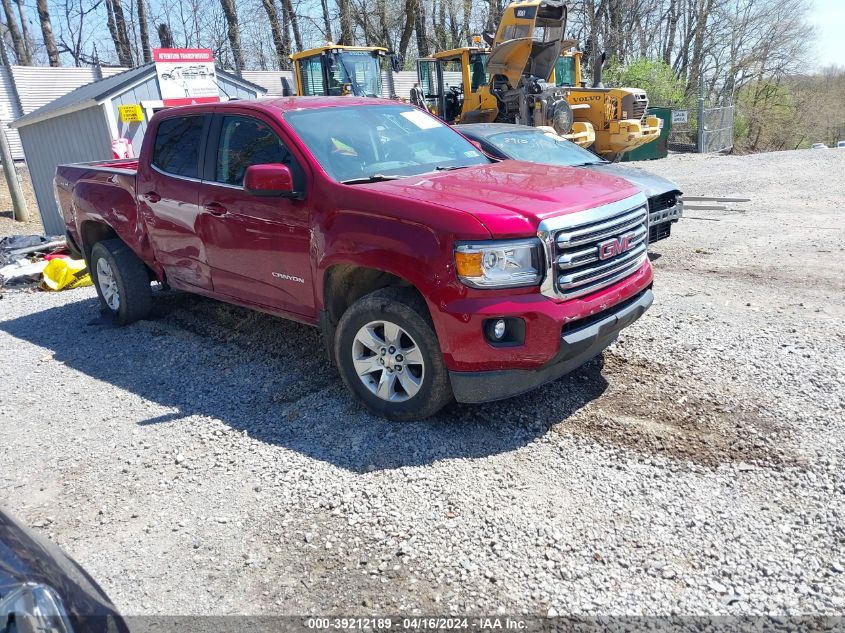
[583,163,681,199]
[366,161,642,237]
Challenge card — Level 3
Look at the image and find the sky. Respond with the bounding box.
[808,0,845,68]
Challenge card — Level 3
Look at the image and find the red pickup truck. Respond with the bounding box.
[56,97,653,420]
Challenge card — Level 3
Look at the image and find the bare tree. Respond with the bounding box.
[279,0,301,52]
[219,0,243,72]
[137,0,151,62]
[36,0,61,65]
[320,0,332,41]
[105,0,133,65]
[260,0,288,67]
[338,0,352,44]
[16,0,34,60]
[2,0,31,63]
[156,21,173,47]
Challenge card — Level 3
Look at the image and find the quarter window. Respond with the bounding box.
[152,116,204,178]
[215,116,288,186]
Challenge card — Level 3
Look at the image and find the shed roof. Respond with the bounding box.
[11,63,266,129]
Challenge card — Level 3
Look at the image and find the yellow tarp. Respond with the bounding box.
[41,258,93,291]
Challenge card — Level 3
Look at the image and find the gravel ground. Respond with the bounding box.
[0,165,44,236]
[0,149,843,617]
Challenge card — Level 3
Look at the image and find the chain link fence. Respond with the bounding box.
[664,91,734,154]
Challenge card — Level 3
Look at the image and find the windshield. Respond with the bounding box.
[487,129,603,166]
[555,56,576,86]
[330,52,382,97]
[284,105,490,183]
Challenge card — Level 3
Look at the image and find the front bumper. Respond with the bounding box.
[648,200,683,243]
[448,287,653,403]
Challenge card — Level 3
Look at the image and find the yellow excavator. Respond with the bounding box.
[290,45,398,98]
[413,0,661,159]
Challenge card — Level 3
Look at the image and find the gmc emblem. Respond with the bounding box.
[598,233,637,260]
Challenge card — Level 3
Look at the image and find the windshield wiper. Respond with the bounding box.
[435,165,471,171]
[341,174,404,185]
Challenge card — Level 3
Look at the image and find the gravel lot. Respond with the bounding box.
[1,149,843,617]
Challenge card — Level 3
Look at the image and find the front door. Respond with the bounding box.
[198,113,314,318]
[137,113,212,290]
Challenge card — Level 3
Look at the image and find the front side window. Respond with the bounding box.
[555,56,576,86]
[284,104,489,183]
[487,129,602,166]
[300,56,325,96]
[152,116,204,178]
[215,116,288,186]
[469,53,490,90]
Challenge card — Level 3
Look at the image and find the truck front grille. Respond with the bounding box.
[541,198,649,300]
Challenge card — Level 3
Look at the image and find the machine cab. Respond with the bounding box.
[291,46,387,97]
[414,48,490,123]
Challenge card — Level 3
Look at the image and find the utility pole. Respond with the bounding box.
[697,71,706,153]
[0,36,28,222]
[0,125,29,222]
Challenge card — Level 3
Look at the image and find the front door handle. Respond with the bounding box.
[205,202,228,216]
[144,191,161,203]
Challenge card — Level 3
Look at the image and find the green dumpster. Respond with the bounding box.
[623,106,671,161]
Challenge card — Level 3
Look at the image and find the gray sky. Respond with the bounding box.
[809,0,845,68]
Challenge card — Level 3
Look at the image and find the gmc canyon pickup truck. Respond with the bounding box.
[56,97,653,420]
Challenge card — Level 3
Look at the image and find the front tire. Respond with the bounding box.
[335,288,453,421]
[90,239,153,325]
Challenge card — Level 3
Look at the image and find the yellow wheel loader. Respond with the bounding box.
[551,46,661,160]
[290,45,398,98]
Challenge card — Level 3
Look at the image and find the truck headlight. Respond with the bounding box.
[454,239,544,288]
[0,583,74,633]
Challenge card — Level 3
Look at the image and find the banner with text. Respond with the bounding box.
[153,48,220,106]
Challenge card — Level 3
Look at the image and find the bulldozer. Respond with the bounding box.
[290,45,398,98]
[413,0,661,159]
[551,45,661,160]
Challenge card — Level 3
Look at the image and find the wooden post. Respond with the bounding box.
[0,124,29,223]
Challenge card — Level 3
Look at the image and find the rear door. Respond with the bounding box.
[136,113,213,290]
[198,110,314,318]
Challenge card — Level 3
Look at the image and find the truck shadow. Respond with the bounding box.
[0,291,609,473]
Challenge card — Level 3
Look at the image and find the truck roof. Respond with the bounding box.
[167,96,390,117]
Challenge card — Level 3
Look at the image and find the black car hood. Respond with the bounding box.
[0,509,125,629]
[583,163,681,199]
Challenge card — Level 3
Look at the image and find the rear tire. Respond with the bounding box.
[90,239,152,325]
[335,287,453,421]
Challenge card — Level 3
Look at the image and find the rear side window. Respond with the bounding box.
[152,116,204,178]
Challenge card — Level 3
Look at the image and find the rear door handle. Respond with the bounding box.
[144,191,161,203]
[205,202,228,216]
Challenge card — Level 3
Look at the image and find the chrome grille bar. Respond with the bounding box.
[556,224,647,270]
[537,193,650,300]
[559,243,647,289]
[557,251,647,300]
[555,206,647,248]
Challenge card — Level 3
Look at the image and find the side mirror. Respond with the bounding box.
[244,164,296,198]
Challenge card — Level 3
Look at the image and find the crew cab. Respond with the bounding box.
[56,98,653,420]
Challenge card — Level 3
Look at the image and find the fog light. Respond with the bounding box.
[484,317,525,345]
